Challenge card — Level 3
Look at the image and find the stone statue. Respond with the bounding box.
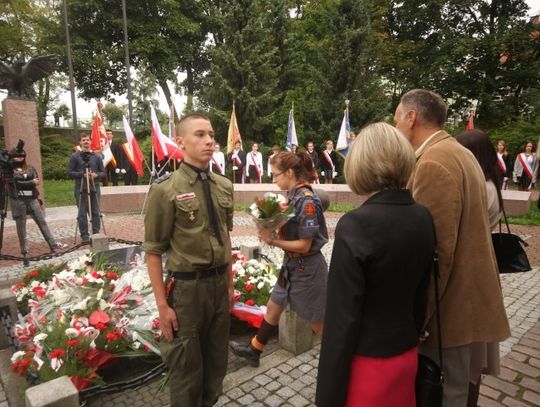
[0,55,58,99]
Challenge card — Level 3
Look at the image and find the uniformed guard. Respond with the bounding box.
[230,150,329,367]
[7,140,66,265]
[143,113,234,407]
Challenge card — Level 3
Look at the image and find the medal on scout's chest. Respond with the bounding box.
[189,211,195,221]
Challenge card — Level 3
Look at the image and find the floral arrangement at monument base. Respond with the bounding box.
[230,251,278,328]
[10,255,161,390]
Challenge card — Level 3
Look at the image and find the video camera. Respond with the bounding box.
[0,139,25,178]
[80,150,93,165]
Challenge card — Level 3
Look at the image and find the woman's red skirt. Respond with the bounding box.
[345,346,418,407]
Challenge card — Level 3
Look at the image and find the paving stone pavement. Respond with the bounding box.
[0,208,539,406]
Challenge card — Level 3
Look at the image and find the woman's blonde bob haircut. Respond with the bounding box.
[344,122,416,195]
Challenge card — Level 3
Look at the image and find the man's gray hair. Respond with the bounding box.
[400,89,448,128]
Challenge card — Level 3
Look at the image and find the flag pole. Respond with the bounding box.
[171,102,177,171]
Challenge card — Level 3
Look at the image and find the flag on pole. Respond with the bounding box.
[465,109,475,131]
[226,104,242,153]
[90,108,107,151]
[122,116,145,176]
[91,106,116,167]
[286,107,298,151]
[151,105,183,162]
[336,102,352,158]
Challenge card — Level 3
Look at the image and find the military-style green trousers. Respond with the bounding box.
[160,273,230,407]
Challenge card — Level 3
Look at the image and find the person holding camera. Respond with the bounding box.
[68,134,105,243]
[7,141,66,263]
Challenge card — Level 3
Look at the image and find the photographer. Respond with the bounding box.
[6,141,66,262]
[67,134,105,243]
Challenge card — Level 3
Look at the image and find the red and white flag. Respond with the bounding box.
[90,108,107,151]
[151,105,183,162]
[122,116,145,176]
[91,107,116,168]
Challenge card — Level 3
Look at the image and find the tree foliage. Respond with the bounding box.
[1,0,538,143]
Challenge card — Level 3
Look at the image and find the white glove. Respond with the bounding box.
[232,166,238,170]
[121,169,126,174]
[333,171,338,177]
[115,168,120,174]
[321,171,325,176]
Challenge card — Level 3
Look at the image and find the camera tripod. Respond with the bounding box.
[0,175,11,259]
[74,167,106,244]
[0,175,32,266]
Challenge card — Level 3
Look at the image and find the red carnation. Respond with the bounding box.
[90,270,101,279]
[49,349,65,359]
[27,270,40,279]
[245,284,254,292]
[151,319,160,330]
[12,357,32,376]
[246,299,255,306]
[66,339,80,347]
[105,332,119,341]
[31,286,46,298]
[105,272,119,280]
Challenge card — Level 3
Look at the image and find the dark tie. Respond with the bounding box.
[200,171,223,246]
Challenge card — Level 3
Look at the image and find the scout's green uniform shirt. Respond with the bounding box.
[143,163,233,271]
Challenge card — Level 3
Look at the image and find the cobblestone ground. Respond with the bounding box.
[0,208,539,406]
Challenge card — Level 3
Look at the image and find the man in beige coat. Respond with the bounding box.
[395,89,510,407]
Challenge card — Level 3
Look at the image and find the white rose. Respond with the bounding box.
[276,194,286,204]
[64,328,79,338]
[249,202,258,211]
[73,297,89,311]
[251,209,261,218]
[132,275,149,292]
[33,333,48,344]
[264,192,276,200]
[257,281,265,290]
[11,351,26,363]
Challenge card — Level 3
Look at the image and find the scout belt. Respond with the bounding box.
[286,250,321,259]
[170,264,228,280]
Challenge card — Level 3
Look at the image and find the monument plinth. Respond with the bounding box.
[2,98,45,201]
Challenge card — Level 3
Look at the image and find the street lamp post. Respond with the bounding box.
[62,0,78,140]
[122,0,133,126]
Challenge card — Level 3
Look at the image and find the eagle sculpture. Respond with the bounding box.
[0,55,58,99]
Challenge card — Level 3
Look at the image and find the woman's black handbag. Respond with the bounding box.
[416,354,443,406]
[416,250,443,407]
[491,205,531,274]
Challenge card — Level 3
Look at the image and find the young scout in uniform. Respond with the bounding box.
[143,113,234,407]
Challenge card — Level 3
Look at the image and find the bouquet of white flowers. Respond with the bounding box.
[246,192,294,231]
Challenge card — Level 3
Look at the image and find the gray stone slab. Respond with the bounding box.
[25,375,79,407]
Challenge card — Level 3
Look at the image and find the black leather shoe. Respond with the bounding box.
[229,341,261,367]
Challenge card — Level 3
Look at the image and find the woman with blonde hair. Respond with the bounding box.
[316,122,436,407]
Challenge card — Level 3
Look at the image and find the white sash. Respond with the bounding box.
[496,153,506,174]
[211,157,223,174]
[518,153,534,180]
[322,150,334,171]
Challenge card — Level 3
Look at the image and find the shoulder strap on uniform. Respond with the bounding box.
[153,172,172,184]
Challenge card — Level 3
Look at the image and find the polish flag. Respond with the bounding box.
[122,116,145,176]
[151,105,183,161]
[90,109,107,152]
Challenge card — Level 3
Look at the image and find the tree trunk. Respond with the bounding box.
[158,79,174,115]
[185,64,194,114]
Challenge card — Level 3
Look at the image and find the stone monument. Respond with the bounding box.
[1,55,58,202]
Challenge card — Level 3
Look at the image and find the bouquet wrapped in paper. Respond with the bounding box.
[246,192,293,231]
[10,254,161,390]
